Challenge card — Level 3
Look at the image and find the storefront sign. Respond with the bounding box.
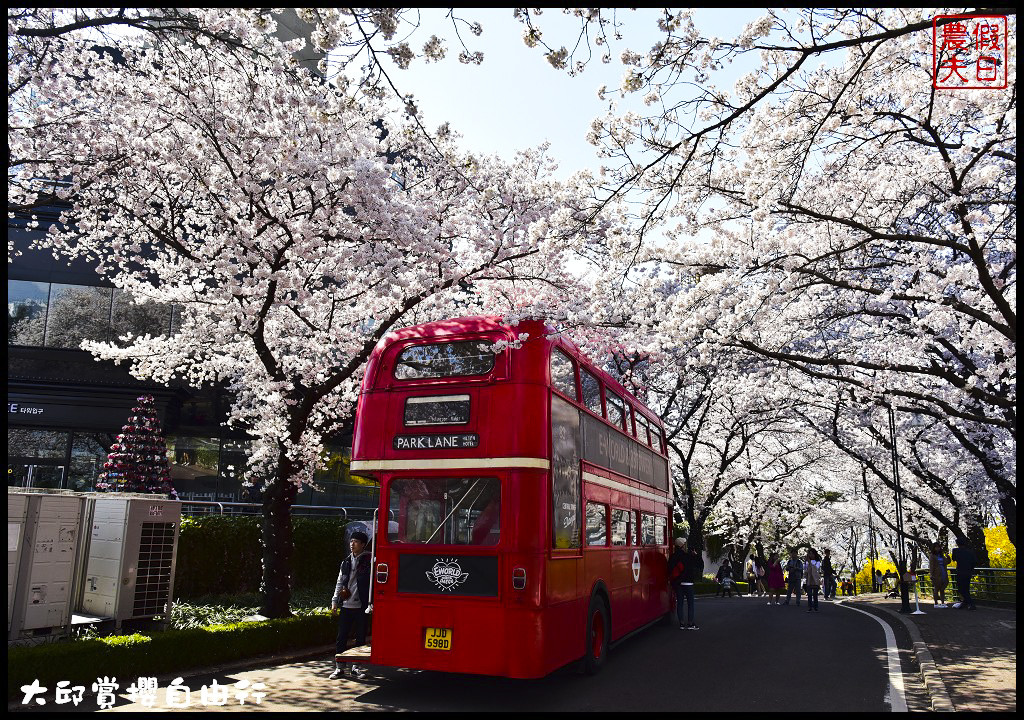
[8,403,45,416]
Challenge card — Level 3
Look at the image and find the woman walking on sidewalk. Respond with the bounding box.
[804,548,822,613]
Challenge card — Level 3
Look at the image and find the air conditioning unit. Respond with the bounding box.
[8,490,88,641]
[78,496,182,625]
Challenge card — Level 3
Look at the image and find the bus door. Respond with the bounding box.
[608,507,636,635]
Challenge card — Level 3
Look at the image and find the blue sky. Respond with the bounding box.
[372,8,764,177]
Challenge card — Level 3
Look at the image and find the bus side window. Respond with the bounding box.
[651,425,664,454]
[550,348,578,401]
[641,513,656,545]
[610,509,629,545]
[626,404,637,438]
[586,503,607,546]
[655,515,667,546]
[633,511,641,546]
[636,414,651,447]
[580,367,602,416]
[606,391,626,431]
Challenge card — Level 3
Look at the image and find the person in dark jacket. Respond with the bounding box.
[821,548,837,600]
[329,530,372,679]
[668,537,704,630]
[783,549,804,606]
[950,539,978,610]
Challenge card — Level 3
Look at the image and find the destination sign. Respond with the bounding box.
[393,433,480,450]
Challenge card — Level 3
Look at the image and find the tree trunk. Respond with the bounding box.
[258,451,299,618]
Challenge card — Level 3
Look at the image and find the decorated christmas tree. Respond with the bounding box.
[98,394,177,496]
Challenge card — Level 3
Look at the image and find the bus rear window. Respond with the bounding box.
[389,477,500,545]
[394,341,496,380]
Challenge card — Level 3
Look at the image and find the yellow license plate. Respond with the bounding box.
[424,627,452,651]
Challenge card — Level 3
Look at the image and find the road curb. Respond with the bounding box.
[843,600,955,712]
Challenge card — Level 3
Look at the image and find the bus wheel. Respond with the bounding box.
[583,594,609,675]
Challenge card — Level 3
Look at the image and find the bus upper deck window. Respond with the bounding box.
[606,392,626,430]
[651,425,664,454]
[636,414,651,447]
[395,341,496,380]
[580,368,602,416]
[550,349,578,400]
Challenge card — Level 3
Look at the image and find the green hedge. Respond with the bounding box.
[8,613,335,697]
[175,516,348,599]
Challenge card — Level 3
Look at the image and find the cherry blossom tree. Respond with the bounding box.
[624,349,831,555]
[514,8,1016,548]
[9,16,597,616]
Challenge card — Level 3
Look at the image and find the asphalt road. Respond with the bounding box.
[13,596,929,712]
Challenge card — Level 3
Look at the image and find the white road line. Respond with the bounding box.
[836,602,908,712]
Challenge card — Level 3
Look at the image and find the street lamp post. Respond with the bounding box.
[888,405,913,613]
[864,464,877,592]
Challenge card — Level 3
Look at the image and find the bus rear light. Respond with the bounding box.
[376,563,390,584]
[512,567,527,590]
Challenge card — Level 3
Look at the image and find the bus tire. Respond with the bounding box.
[583,594,609,675]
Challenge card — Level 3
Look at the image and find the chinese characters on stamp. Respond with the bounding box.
[933,15,1009,89]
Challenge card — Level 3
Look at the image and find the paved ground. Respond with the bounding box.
[9,592,1013,712]
[842,592,1016,712]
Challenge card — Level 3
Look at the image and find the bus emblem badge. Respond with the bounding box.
[427,558,470,591]
[632,551,641,582]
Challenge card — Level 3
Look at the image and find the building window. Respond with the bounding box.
[69,432,114,492]
[7,280,49,346]
[8,428,69,460]
[8,280,176,348]
[45,284,113,349]
[111,289,172,339]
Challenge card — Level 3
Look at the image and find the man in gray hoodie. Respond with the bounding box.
[329,530,372,679]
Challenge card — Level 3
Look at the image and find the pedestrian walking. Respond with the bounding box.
[746,554,760,597]
[927,542,950,607]
[873,569,883,593]
[950,538,978,610]
[783,549,803,606]
[803,549,822,613]
[329,530,372,679]
[765,554,785,605]
[821,548,837,600]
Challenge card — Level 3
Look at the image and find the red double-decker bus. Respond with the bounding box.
[351,316,672,679]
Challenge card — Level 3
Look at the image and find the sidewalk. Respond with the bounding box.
[841,592,1016,712]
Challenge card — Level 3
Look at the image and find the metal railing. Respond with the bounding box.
[915,567,1016,605]
[178,500,380,520]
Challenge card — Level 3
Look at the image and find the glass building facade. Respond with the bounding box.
[8,219,366,511]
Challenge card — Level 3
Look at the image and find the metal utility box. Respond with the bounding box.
[79,496,182,623]
[8,490,87,640]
